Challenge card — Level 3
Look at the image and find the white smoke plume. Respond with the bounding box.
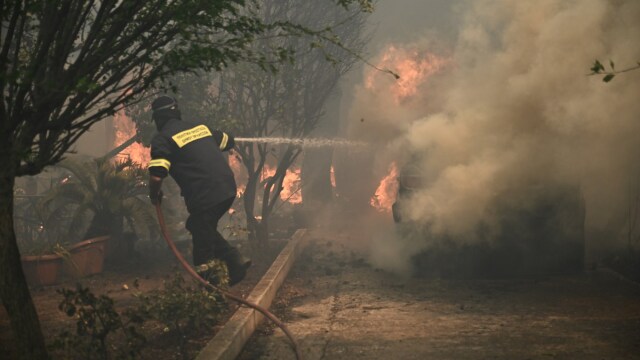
[351,0,640,274]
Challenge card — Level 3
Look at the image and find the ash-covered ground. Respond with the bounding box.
[240,230,640,360]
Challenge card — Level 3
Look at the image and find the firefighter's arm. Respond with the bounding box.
[148,135,172,205]
[211,129,235,152]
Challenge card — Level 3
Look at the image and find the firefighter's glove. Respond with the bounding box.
[150,190,163,205]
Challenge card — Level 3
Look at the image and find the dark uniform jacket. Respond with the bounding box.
[148,119,236,214]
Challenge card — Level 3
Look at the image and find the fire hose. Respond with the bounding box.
[154,203,302,360]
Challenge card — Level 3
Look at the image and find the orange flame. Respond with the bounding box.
[260,165,276,182]
[261,165,302,204]
[370,162,399,212]
[330,166,336,188]
[281,168,302,204]
[113,110,150,165]
[229,153,247,197]
[366,45,449,103]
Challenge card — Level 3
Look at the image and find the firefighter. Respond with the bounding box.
[147,95,251,286]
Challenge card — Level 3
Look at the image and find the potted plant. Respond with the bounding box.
[20,245,67,287]
[65,235,110,277]
[40,157,158,271]
[14,192,71,286]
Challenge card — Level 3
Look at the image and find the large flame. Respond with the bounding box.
[371,162,399,212]
[363,44,448,211]
[113,110,150,165]
[365,45,450,103]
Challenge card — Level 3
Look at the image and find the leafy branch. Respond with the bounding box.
[589,59,640,82]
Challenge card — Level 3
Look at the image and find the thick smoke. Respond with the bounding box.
[353,0,640,274]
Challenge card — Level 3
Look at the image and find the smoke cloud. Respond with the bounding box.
[348,0,640,274]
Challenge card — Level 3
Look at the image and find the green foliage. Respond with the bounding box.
[590,59,606,73]
[49,267,229,359]
[1,0,376,177]
[590,58,640,82]
[131,269,228,357]
[40,158,157,246]
[13,194,70,255]
[50,285,146,360]
[133,271,228,333]
[337,0,374,12]
[194,259,231,287]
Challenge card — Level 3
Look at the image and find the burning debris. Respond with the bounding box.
[229,154,247,198]
[370,162,399,213]
[365,45,451,103]
[113,110,150,165]
[260,165,303,204]
[281,168,302,204]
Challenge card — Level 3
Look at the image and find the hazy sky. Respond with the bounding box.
[368,0,463,50]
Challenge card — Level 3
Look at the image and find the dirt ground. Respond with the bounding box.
[3,227,640,360]
[240,233,640,360]
[0,239,284,360]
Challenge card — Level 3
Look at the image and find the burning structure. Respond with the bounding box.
[392,155,586,277]
[348,0,640,278]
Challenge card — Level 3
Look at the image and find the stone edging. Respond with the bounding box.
[195,229,308,360]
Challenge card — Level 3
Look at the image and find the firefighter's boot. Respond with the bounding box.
[221,248,252,286]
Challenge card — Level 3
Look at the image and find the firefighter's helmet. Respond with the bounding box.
[151,95,178,111]
[151,95,180,129]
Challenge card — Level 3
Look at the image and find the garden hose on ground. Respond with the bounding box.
[154,203,302,360]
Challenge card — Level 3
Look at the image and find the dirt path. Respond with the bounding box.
[241,234,640,360]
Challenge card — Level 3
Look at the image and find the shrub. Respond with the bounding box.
[132,264,229,358]
[50,284,146,360]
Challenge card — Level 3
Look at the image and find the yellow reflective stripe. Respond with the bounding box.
[148,159,171,171]
[220,132,229,150]
[171,124,212,148]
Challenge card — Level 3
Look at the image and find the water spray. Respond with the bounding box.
[235,137,368,148]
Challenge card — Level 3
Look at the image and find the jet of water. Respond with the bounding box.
[234,137,368,148]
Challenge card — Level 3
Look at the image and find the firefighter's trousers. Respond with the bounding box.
[186,196,235,266]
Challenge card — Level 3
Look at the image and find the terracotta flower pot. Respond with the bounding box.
[66,236,110,277]
[21,254,63,286]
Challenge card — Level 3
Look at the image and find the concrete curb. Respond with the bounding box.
[196,229,309,360]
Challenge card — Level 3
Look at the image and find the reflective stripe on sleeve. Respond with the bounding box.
[219,132,229,150]
[148,158,171,171]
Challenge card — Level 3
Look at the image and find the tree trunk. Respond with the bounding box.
[100,134,137,160]
[244,170,260,243]
[301,87,341,206]
[0,169,49,359]
[255,219,269,245]
[301,148,334,204]
[241,149,265,244]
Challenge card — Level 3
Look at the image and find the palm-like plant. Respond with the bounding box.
[14,193,70,255]
[40,158,157,259]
